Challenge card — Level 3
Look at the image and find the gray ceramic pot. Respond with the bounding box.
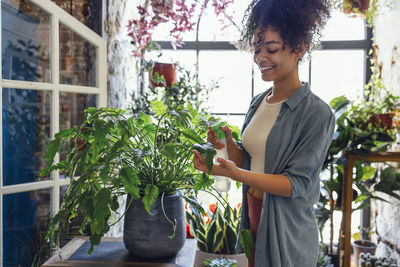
[123,191,186,258]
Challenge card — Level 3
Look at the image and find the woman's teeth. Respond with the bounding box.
[260,66,275,71]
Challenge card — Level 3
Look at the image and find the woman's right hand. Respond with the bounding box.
[207,125,234,150]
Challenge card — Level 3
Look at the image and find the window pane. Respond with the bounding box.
[2,88,51,186]
[59,93,97,169]
[311,50,365,104]
[321,10,365,41]
[198,0,250,42]
[59,92,97,131]
[1,0,51,82]
[147,49,197,74]
[59,23,97,86]
[3,189,51,266]
[199,50,252,114]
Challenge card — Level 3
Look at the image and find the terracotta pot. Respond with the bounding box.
[353,240,377,267]
[369,113,394,129]
[343,0,370,14]
[151,0,174,15]
[150,62,177,88]
[194,250,247,267]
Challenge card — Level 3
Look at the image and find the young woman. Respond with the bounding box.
[193,0,334,266]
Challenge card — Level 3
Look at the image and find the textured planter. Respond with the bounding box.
[150,62,177,88]
[353,240,377,267]
[123,192,186,258]
[194,250,248,267]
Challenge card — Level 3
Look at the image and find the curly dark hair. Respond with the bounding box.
[238,0,331,55]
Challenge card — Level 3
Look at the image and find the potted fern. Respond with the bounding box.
[41,100,217,257]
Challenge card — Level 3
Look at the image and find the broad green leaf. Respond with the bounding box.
[151,100,167,117]
[182,129,203,144]
[44,139,61,165]
[193,142,216,172]
[92,188,111,234]
[361,166,376,181]
[240,228,254,261]
[119,167,141,199]
[193,173,214,192]
[329,95,350,111]
[94,120,107,145]
[380,166,396,187]
[142,184,159,213]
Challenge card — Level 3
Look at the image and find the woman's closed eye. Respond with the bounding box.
[267,49,278,54]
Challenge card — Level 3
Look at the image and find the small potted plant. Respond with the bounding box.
[352,226,377,267]
[41,100,218,257]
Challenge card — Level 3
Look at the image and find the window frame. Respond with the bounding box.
[0,0,107,265]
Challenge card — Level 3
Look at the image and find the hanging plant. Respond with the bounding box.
[127,0,235,57]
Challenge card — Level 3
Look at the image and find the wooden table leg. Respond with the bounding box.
[340,158,354,267]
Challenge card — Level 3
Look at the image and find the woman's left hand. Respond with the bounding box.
[192,150,242,181]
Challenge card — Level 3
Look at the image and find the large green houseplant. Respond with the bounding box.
[41,100,218,254]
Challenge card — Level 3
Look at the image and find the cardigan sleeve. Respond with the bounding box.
[281,112,335,199]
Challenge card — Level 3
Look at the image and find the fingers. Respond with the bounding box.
[192,150,208,173]
[207,126,224,149]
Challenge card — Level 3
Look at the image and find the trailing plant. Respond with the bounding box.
[358,252,399,267]
[127,0,236,57]
[317,243,334,267]
[41,101,221,253]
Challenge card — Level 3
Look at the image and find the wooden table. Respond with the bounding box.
[339,152,400,267]
[42,237,197,267]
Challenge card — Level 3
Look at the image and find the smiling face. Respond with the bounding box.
[253,28,304,85]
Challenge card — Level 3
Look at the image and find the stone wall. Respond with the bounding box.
[104,0,141,237]
[105,0,140,109]
[370,1,400,261]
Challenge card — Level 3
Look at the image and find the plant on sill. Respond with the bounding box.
[41,100,221,253]
[330,0,395,25]
[131,64,216,117]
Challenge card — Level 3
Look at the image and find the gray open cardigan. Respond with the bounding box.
[235,83,335,267]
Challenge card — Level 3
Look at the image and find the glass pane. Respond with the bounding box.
[321,10,365,41]
[198,0,250,42]
[1,0,51,82]
[59,93,97,172]
[59,92,97,131]
[59,23,97,86]
[199,50,252,114]
[51,0,103,35]
[3,189,51,266]
[311,50,365,104]
[147,50,197,74]
[2,88,51,186]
